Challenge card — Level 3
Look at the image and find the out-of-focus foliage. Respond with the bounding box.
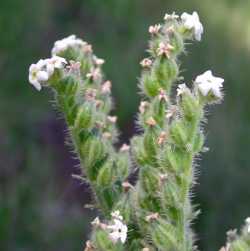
[0,0,249,250]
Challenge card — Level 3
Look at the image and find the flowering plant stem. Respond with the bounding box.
[28,12,250,251]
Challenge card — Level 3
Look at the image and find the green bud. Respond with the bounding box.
[192,132,204,153]
[152,58,178,91]
[96,161,114,187]
[81,137,106,180]
[131,136,150,166]
[140,166,159,193]
[151,219,180,250]
[180,92,200,121]
[170,121,187,147]
[93,229,123,251]
[143,129,158,162]
[115,153,130,180]
[161,178,181,210]
[74,104,94,130]
[141,73,161,98]
[169,30,184,56]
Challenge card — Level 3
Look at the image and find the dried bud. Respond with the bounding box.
[157,42,174,58]
[101,81,112,94]
[146,117,157,127]
[140,58,153,68]
[86,68,101,81]
[84,240,95,251]
[158,88,168,102]
[122,181,133,192]
[85,88,97,101]
[91,217,101,226]
[103,132,112,139]
[91,217,107,230]
[149,24,161,34]
[166,25,175,34]
[139,101,149,114]
[120,144,130,152]
[94,56,105,66]
[83,44,93,53]
[145,213,159,222]
[166,106,177,119]
[219,247,227,251]
[67,60,81,73]
[95,121,105,129]
[95,99,103,108]
[159,173,168,183]
[164,12,179,20]
[157,131,167,145]
[107,116,117,124]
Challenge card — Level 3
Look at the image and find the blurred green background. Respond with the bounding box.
[0,0,250,250]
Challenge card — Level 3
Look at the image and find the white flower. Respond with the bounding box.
[46,56,67,75]
[29,59,49,91]
[181,11,203,41]
[195,70,224,98]
[177,83,188,96]
[245,217,250,233]
[107,219,127,244]
[52,35,86,55]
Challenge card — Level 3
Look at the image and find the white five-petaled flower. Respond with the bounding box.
[181,11,204,41]
[195,70,224,98]
[177,83,188,96]
[29,59,49,91]
[52,35,86,55]
[245,217,250,233]
[107,218,128,244]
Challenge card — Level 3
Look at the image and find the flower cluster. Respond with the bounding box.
[181,11,204,41]
[91,211,128,244]
[108,211,128,244]
[163,11,203,41]
[52,34,86,55]
[28,10,250,251]
[29,56,67,91]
